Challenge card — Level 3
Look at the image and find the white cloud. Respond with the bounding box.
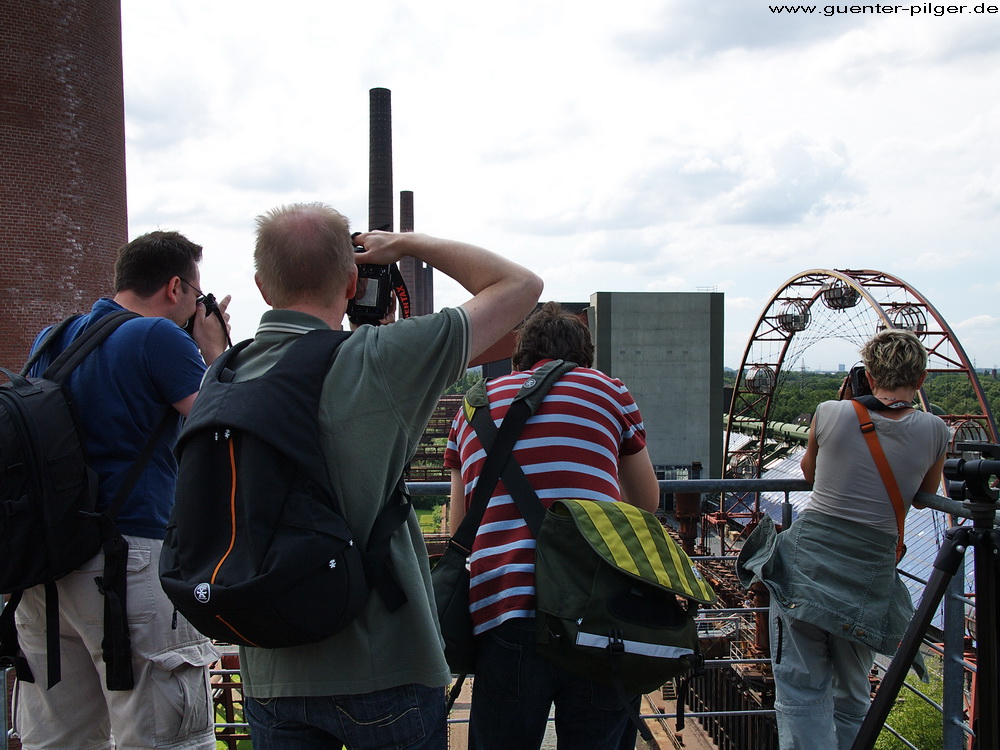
[118,0,1000,368]
[955,315,1000,330]
[620,0,865,59]
[725,295,759,310]
[712,134,859,225]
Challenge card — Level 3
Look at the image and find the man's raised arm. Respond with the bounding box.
[352,232,543,362]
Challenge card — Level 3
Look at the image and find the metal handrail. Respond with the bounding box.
[3,479,981,749]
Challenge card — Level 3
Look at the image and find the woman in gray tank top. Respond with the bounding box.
[739,329,950,750]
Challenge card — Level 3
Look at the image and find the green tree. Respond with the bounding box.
[730,369,1000,428]
[445,368,483,396]
[922,372,996,418]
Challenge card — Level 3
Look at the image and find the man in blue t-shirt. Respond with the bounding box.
[14,231,232,750]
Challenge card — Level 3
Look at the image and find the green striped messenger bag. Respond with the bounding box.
[535,498,717,695]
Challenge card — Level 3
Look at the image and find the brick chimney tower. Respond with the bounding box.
[0,0,128,370]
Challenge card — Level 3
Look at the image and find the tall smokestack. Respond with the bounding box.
[368,90,433,315]
[368,87,393,232]
[0,0,128,369]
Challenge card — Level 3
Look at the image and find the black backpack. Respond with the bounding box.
[0,310,168,690]
[159,330,412,648]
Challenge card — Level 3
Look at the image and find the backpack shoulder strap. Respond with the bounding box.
[515,359,578,413]
[96,405,177,692]
[254,330,412,610]
[19,314,83,377]
[0,590,34,683]
[850,399,907,561]
[105,410,175,521]
[453,360,578,546]
[361,474,412,612]
[182,330,349,483]
[461,359,577,427]
[40,310,140,382]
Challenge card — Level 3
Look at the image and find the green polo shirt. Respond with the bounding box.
[236,307,469,697]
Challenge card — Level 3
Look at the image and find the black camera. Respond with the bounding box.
[185,292,232,347]
[849,364,872,397]
[347,255,393,327]
[185,292,220,334]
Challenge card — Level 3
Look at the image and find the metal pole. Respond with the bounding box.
[941,570,968,749]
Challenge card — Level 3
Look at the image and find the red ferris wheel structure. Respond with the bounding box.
[723,268,997,529]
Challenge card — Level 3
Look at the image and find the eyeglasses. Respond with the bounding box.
[180,278,206,302]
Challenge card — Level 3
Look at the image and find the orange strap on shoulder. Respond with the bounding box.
[851,399,906,562]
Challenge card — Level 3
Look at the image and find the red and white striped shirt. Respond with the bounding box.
[443,360,647,634]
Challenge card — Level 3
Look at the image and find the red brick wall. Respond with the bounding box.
[0,0,127,370]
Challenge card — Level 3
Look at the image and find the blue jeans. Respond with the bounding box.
[244,683,447,750]
[770,608,875,750]
[470,618,633,750]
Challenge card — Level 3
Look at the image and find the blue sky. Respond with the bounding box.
[120,0,1000,370]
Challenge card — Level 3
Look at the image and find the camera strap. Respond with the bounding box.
[855,394,911,411]
[389,263,411,319]
[351,228,411,321]
[851,399,907,562]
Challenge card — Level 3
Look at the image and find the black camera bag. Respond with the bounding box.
[160,330,411,648]
[0,310,167,691]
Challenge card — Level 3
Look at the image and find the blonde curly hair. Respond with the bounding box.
[860,329,928,391]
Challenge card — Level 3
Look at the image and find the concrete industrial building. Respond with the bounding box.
[590,291,724,481]
[469,292,724,486]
